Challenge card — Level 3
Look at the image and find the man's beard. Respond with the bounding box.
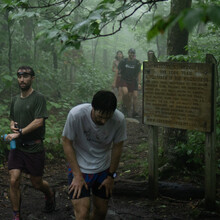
[95,121,104,126]
[19,84,31,91]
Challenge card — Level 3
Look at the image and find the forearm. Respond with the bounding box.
[109,141,123,173]
[138,71,141,84]
[112,64,116,72]
[7,119,44,141]
[21,118,44,135]
[62,136,82,177]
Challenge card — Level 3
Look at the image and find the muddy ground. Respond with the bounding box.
[0,119,220,220]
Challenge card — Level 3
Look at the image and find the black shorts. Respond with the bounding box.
[8,149,45,176]
[119,78,138,92]
[68,168,110,200]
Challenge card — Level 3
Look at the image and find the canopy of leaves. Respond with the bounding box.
[1,0,168,50]
[147,3,220,40]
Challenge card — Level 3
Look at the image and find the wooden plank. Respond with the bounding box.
[205,54,217,210]
[148,125,158,199]
[143,62,213,132]
[146,50,158,200]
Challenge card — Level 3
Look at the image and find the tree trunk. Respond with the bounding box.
[5,11,12,75]
[92,39,99,66]
[167,0,192,56]
[52,45,58,72]
[152,4,167,59]
[21,17,34,64]
[23,17,33,41]
[164,0,192,163]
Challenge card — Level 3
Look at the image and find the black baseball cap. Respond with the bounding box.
[128,48,136,54]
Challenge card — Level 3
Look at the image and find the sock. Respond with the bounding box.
[13,210,20,217]
[45,191,54,201]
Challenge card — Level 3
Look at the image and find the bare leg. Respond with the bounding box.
[72,197,90,220]
[9,169,22,212]
[30,175,54,198]
[90,195,109,220]
[121,86,129,114]
[117,87,123,108]
[132,90,138,114]
[127,92,133,116]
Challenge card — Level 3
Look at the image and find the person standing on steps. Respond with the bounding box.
[6,66,56,220]
[117,48,141,117]
[62,90,127,220]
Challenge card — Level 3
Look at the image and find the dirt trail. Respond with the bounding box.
[0,119,219,220]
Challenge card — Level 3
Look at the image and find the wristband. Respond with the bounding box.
[108,172,117,179]
[19,128,22,136]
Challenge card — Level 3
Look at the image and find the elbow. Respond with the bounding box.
[38,120,44,127]
[35,118,44,128]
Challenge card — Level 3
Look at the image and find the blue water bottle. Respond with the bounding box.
[2,134,16,149]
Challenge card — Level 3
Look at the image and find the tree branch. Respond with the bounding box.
[81,0,167,41]
[28,0,71,9]
[54,0,71,17]
[53,0,84,22]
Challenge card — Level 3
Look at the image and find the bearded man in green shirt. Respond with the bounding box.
[6,66,55,220]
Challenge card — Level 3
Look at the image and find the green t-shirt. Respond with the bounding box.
[10,90,48,153]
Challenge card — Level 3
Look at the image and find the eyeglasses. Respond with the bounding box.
[17,72,32,78]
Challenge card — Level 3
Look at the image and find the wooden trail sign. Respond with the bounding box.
[143,54,217,210]
[143,62,213,132]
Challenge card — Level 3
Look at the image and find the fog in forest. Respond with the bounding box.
[0,1,170,107]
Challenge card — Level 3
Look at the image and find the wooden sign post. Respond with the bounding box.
[145,51,159,200]
[143,53,216,209]
[205,54,217,210]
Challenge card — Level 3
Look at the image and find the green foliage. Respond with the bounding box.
[44,114,64,159]
[167,54,190,62]
[0,100,10,164]
[172,101,220,175]
[0,100,10,134]
[121,142,148,179]
[1,0,164,50]
[1,0,220,173]
[174,131,205,170]
[147,4,220,41]
[147,15,175,41]
[1,0,29,11]
[72,63,112,103]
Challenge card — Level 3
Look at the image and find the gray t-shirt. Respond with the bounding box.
[62,103,127,173]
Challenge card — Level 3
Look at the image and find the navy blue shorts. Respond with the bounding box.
[68,167,110,200]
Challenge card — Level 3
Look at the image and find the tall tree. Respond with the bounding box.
[167,0,192,56]
[163,0,192,163]
[5,10,13,75]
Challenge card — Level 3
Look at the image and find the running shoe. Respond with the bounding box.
[43,189,56,213]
